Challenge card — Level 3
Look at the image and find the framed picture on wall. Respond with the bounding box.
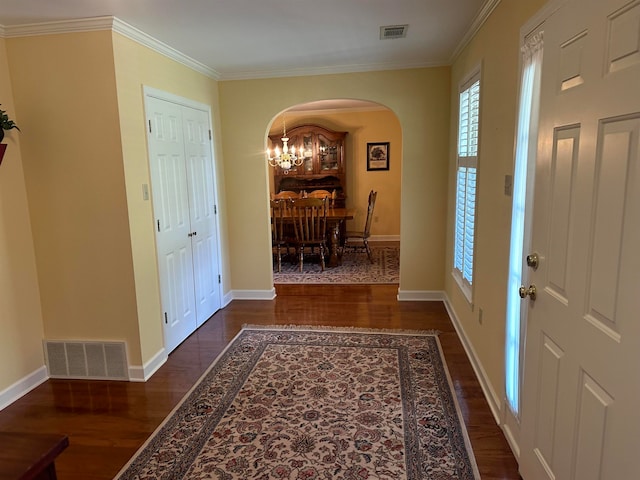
[366,142,390,171]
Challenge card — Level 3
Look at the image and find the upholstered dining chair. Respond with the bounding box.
[270,199,290,272]
[343,190,377,263]
[289,197,329,272]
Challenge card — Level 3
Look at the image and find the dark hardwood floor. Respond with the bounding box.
[0,284,521,479]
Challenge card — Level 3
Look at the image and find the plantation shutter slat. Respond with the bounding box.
[454,75,480,296]
[463,167,476,283]
[454,168,467,272]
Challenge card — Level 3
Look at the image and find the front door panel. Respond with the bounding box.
[520,1,640,479]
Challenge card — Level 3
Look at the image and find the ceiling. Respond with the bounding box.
[0,0,492,81]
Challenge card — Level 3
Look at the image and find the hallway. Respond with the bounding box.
[0,285,519,479]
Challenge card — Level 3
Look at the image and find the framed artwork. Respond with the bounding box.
[366,142,390,171]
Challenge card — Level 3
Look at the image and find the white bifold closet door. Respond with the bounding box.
[146,94,221,354]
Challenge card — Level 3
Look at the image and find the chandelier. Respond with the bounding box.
[267,119,303,174]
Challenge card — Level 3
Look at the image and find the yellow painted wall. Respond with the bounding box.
[6,32,142,363]
[446,0,547,404]
[1,29,224,381]
[220,68,450,292]
[271,109,402,237]
[111,33,224,365]
[0,38,46,392]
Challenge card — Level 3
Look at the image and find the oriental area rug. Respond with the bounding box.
[116,326,479,480]
[273,246,399,284]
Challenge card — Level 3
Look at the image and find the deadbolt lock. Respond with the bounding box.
[519,285,537,301]
[526,253,539,269]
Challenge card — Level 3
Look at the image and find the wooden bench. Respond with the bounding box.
[0,432,69,480]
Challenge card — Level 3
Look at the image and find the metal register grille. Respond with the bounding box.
[44,341,128,380]
[380,25,408,40]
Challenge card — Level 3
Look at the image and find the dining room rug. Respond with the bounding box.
[273,245,399,284]
[116,326,479,480]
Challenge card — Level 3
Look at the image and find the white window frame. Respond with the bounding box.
[453,68,481,303]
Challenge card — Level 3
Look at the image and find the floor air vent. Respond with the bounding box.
[45,341,128,380]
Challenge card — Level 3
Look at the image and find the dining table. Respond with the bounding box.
[273,207,356,268]
[323,207,356,267]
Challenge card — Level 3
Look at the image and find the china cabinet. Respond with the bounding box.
[269,124,348,207]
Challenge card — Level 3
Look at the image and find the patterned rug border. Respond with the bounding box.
[273,246,399,284]
[241,324,441,336]
[115,327,251,477]
[116,326,480,479]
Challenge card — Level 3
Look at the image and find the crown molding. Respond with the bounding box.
[219,60,447,81]
[2,16,114,37]
[0,16,220,80]
[111,18,220,80]
[450,0,502,62]
[287,105,388,115]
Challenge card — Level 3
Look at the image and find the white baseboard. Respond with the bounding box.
[128,347,167,382]
[222,291,234,307]
[370,235,400,242]
[502,421,521,460]
[442,292,503,424]
[397,290,444,301]
[395,289,503,425]
[232,289,277,300]
[0,366,48,411]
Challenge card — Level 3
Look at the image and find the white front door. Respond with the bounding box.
[519,0,640,479]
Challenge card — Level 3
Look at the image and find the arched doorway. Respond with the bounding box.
[267,99,402,284]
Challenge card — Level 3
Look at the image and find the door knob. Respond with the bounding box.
[526,253,539,269]
[519,285,537,301]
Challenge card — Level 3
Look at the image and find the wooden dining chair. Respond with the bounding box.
[271,190,300,200]
[289,197,328,271]
[307,189,335,207]
[343,190,377,263]
[270,199,290,272]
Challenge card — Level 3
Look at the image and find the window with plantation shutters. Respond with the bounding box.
[453,73,480,301]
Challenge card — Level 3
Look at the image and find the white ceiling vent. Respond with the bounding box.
[380,24,408,40]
